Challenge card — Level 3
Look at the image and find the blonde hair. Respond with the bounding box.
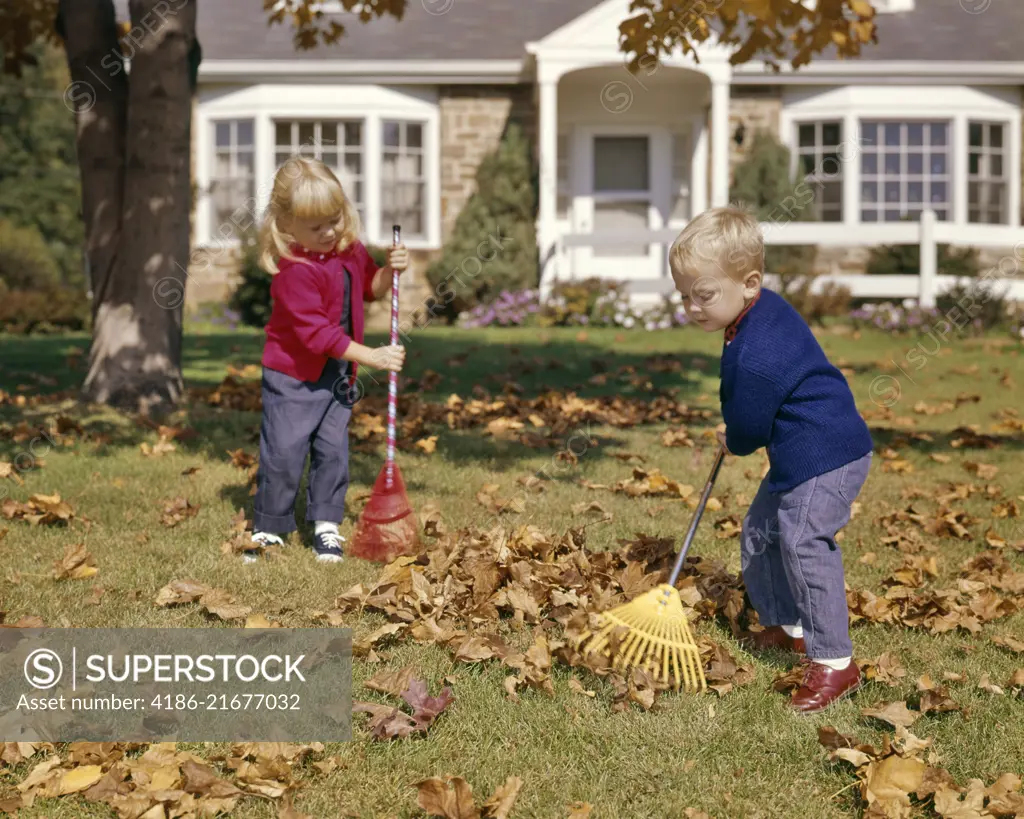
[669,205,764,282]
[258,156,362,274]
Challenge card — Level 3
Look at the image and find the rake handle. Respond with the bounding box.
[666,445,726,588]
[385,224,401,488]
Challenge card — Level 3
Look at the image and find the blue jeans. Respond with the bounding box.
[740,454,872,660]
[252,363,353,533]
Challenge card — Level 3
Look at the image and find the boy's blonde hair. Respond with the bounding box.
[258,156,362,274]
[669,205,764,282]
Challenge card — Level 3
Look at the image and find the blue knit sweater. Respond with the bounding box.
[720,289,873,492]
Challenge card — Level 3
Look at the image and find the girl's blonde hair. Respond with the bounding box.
[258,156,362,274]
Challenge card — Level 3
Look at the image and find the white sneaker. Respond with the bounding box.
[243,531,284,563]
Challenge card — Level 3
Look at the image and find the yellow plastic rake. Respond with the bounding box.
[575,446,726,692]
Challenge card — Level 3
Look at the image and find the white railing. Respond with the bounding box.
[547,209,1024,306]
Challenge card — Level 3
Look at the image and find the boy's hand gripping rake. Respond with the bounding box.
[575,446,726,692]
[348,225,421,563]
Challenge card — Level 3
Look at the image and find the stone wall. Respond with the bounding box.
[438,85,536,241]
[729,86,783,175]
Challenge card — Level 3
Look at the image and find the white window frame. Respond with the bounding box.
[380,119,429,241]
[272,118,366,223]
[967,120,1010,225]
[780,85,1022,236]
[194,84,441,250]
[859,119,953,223]
[794,119,844,222]
[207,118,257,242]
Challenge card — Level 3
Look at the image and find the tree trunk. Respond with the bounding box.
[63,0,197,415]
[58,0,127,325]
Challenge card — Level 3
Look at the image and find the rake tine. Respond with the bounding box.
[569,447,726,696]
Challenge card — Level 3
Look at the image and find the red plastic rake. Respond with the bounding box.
[348,224,421,563]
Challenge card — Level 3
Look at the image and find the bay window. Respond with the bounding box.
[381,120,426,239]
[274,119,365,224]
[789,99,1017,229]
[210,119,255,239]
[201,107,435,247]
[860,121,950,222]
[796,121,843,222]
[968,121,1007,224]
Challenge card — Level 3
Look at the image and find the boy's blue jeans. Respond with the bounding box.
[740,454,872,660]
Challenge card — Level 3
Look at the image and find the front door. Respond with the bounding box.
[577,131,667,281]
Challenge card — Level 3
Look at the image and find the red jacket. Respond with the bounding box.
[261,241,379,383]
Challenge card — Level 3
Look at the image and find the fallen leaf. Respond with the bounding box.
[992,635,1024,654]
[963,461,999,480]
[364,666,417,698]
[480,775,523,819]
[977,673,1005,696]
[415,775,480,819]
[52,544,98,581]
[864,755,926,808]
[416,436,439,454]
[861,700,920,728]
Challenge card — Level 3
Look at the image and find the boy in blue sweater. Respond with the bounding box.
[669,206,874,714]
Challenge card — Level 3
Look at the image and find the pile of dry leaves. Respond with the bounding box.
[0,740,334,818]
[847,549,1023,635]
[818,723,1024,818]
[195,373,714,449]
[321,509,756,708]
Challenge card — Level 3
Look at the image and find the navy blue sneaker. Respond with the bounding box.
[313,529,345,563]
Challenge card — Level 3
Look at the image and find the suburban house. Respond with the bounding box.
[187,0,1024,317]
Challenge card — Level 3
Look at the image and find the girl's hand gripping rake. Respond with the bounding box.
[575,446,726,692]
[348,225,421,563]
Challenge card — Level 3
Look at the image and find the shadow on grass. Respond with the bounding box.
[0,326,723,472]
[866,426,1024,454]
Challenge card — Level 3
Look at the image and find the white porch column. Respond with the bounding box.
[709,71,731,207]
[690,112,708,217]
[537,74,559,295]
[254,112,274,220]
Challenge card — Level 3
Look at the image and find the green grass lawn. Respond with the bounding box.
[0,322,1022,819]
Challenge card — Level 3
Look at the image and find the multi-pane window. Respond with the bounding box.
[796,121,843,222]
[381,120,426,238]
[860,121,950,222]
[968,121,1007,224]
[210,119,255,239]
[274,119,364,222]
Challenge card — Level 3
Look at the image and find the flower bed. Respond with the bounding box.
[848,301,942,334]
[458,282,690,331]
[456,284,1023,341]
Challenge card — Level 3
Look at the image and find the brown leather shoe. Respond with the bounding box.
[789,661,862,714]
[738,625,806,654]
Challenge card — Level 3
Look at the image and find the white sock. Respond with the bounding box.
[314,520,339,536]
[781,623,804,638]
[815,656,851,670]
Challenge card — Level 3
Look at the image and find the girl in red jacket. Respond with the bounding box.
[246,156,407,563]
